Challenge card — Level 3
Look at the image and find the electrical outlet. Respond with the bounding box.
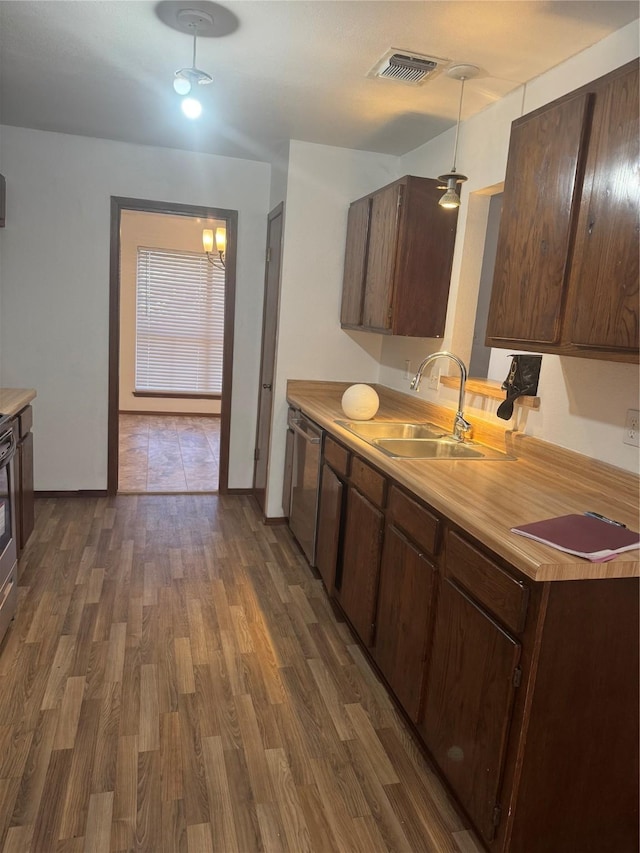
[428,369,440,391]
[623,409,639,447]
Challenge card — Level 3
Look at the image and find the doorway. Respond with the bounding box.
[108,197,237,496]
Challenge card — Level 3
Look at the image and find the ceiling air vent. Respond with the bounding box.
[369,49,445,86]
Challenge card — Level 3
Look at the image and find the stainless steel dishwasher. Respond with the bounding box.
[286,407,323,566]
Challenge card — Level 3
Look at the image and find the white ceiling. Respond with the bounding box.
[1,1,637,163]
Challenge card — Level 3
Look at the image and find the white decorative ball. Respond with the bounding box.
[341,384,380,420]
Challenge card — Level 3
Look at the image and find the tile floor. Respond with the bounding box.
[118,413,220,493]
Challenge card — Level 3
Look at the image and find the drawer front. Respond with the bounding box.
[324,436,350,478]
[18,405,33,438]
[387,486,440,558]
[350,456,386,508]
[445,531,529,634]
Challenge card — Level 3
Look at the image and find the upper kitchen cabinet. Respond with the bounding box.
[486,61,639,363]
[340,176,458,338]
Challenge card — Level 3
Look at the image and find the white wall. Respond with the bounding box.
[119,210,223,416]
[0,126,270,490]
[378,21,640,473]
[265,141,399,516]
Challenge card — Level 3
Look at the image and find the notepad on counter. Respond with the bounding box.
[511,514,640,563]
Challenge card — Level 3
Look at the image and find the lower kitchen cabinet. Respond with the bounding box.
[315,462,344,593]
[293,422,638,852]
[338,484,384,648]
[419,578,521,845]
[373,523,437,722]
[12,405,34,555]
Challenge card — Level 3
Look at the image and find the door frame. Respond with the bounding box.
[252,202,284,513]
[108,196,238,496]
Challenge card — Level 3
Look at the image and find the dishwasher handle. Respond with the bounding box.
[289,418,321,445]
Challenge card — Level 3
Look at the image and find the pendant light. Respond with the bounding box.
[438,64,479,209]
[172,9,214,118]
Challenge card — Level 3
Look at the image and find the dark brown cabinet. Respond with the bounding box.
[315,463,344,594]
[373,485,441,722]
[373,523,437,722]
[13,405,34,555]
[420,579,521,845]
[340,175,458,338]
[337,459,386,648]
[486,60,639,362]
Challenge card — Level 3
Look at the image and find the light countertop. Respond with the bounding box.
[287,380,639,583]
[0,388,36,418]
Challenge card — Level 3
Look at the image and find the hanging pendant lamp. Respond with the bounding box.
[438,64,479,209]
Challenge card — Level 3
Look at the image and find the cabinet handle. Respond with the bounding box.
[588,220,595,235]
[262,383,272,390]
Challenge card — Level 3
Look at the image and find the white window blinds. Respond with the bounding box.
[135,247,225,395]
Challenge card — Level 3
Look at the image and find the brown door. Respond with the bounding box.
[340,196,371,327]
[485,93,591,345]
[338,486,384,647]
[566,64,639,352]
[315,463,344,594]
[362,183,402,331]
[420,579,521,844]
[253,203,284,512]
[373,524,438,722]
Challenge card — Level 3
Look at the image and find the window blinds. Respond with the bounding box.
[135,247,225,395]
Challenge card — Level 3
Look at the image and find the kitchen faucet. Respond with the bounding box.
[410,351,472,441]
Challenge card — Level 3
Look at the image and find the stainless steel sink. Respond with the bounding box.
[373,437,512,461]
[336,420,446,440]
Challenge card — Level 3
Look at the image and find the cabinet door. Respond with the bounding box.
[373,524,437,722]
[362,183,402,331]
[420,579,521,844]
[340,196,371,327]
[486,93,591,345]
[566,64,639,352]
[315,463,343,594]
[338,486,384,647]
[18,432,34,551]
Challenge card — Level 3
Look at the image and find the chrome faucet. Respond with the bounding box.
[410,351,472,441]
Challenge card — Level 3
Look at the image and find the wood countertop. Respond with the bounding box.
[0,388,36,418]
[287,380,640,583]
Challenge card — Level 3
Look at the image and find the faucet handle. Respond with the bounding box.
[454,414,473,441]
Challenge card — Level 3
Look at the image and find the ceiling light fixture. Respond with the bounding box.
[172,9,214,115]
[203,227,226,269]
[438,64,480,209]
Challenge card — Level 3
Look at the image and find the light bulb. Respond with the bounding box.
[202,229,214,253]
[181,97,202,119]
[173,76,191,96]
[439,188,461,209]
[439,176,461,209]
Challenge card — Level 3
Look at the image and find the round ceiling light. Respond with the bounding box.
[181,97,203,119]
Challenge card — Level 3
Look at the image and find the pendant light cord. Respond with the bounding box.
[450,76,466,173]
[191,28,198,69]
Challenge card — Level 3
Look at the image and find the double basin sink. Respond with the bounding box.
[336,420,512,461]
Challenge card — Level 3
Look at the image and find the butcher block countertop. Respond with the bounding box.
[0,388,36,418]
[287,380,640,583]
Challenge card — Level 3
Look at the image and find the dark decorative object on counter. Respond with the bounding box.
[497,354,542,420]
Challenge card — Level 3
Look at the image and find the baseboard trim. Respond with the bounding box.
[263,516,287,526]
[225,488,254,495]
[36,490,109,499]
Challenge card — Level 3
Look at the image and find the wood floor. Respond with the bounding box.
[118,415,220,493]
[0,494,482,853]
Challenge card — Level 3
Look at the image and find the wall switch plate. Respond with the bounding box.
[623,409,639,447]
[428,369,440,391]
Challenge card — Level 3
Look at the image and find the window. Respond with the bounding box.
[135,246,224,395]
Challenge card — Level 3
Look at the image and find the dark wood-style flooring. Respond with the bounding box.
[0,494,481,852]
